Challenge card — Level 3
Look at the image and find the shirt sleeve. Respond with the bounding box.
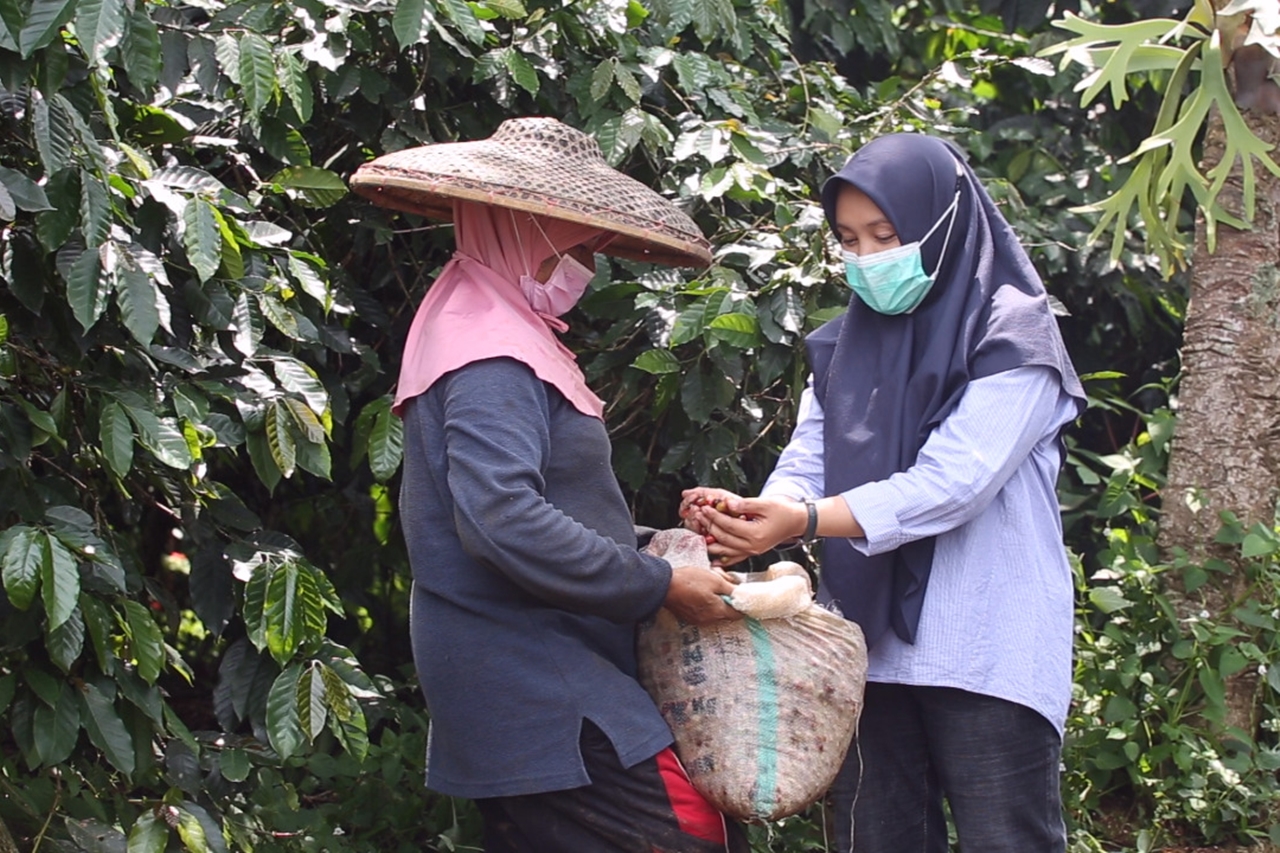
[432,358,671,623]
[760,377,826,501]
[842,366,1070,556]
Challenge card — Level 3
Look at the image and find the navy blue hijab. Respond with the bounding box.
[806,133,1085,649]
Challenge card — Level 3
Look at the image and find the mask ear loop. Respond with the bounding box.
[592,231,618,254]
[528,215,564,270]
[509,210,535,278]
[924,161,965,280]
[927,189,961,280]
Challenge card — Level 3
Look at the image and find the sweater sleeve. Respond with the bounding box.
[433,358,671,622]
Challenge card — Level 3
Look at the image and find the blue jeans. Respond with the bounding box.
[831,683,1066,853]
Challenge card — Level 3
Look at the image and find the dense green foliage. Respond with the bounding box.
[0,0,1273,850]
[1065,391,1280,850]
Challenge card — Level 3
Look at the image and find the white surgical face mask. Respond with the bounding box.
[520,252,594,316]
[512,212,597,316]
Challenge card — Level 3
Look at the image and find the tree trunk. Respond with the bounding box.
[1159,108,1280,735]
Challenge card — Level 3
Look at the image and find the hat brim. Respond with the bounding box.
[351,167,711,268]
[348,127,712,270]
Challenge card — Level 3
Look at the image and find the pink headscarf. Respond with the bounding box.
[393,201,608,419]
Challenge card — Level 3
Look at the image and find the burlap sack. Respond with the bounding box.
[638,528,867,822]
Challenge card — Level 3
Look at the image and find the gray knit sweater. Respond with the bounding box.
[400,356,674,798]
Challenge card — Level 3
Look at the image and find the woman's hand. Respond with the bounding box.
[692,496,809,566]
[678,487,743,536]
[663,565,742,624]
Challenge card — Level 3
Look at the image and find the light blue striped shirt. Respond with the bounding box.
[761,366,1079,734]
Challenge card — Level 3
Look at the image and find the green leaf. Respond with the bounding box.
[670,300,707,346]
[33,683,79,765]
[708,312,760,348]
[0,166,54,212]
[122,7,161,92]
[278,52,313,123]
[246,431,282,492]
[67,246,110,332]
[287,253,330,307]
[503,47,538,95]
[270,165,347,208]
[3,526,42,610]
[1198,665,1226,709]
[440,0,485,45]
[127,812,169,853]
[98,401,134,478]
[265,561,307,665]
[329,695,369,760]
[80,681,136,776]
[1089,585,1133,614]
[297,663,327,741]
[0,0,19,50]
[393,0,428,47]
[1242,531,1276,558]
[273,357,328,414]
[46,606,85,672]
[283,397,324,445]
[75,0,125,63]
[231,290,264,356]
[19,0,77,58]
[320,664,368,758]
[20,398,58,445]
[632,349,681,374]
[266,402,297,479]
[150,166,226,194]
[680,366,733,424]
[294,435,331,479]
[80,595,114,673]
[368,399,403,483]
[174,807,210,853]
[122,404,193,470]
[41,533,80,631]
[258,293,298,339]
[614,65,641,104]
[238,32,276,120]
[36,167,78,250]
[0,183,13,221]
[183,198,221,282]
[590,59,614,100]
[116,266,160,345]
[265,663,304,759]
[483,0,525,17]
[78,175,109,249]
[219,747,250,782]
[123,600,164,684]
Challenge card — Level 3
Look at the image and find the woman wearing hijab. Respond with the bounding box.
[682,132,1086,853]
[351,118,748,852]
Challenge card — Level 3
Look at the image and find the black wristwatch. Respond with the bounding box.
[801,498,818,543]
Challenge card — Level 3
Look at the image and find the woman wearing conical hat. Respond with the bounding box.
[351,118,749,852]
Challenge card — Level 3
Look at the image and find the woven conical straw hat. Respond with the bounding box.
[349,117,712,268]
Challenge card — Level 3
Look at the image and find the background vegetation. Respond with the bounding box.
[1,0,1276,850]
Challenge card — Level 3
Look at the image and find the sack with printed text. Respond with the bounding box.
[637,528,867,821]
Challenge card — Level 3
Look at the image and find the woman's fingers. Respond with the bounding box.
[679,487,742,519]
[699,496,803,555]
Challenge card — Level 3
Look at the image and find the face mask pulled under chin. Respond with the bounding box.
[520,252,594,317]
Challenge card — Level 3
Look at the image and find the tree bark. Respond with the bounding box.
[1159,108,1280,735]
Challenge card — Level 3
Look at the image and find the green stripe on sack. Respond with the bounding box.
[745,616,778,818]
